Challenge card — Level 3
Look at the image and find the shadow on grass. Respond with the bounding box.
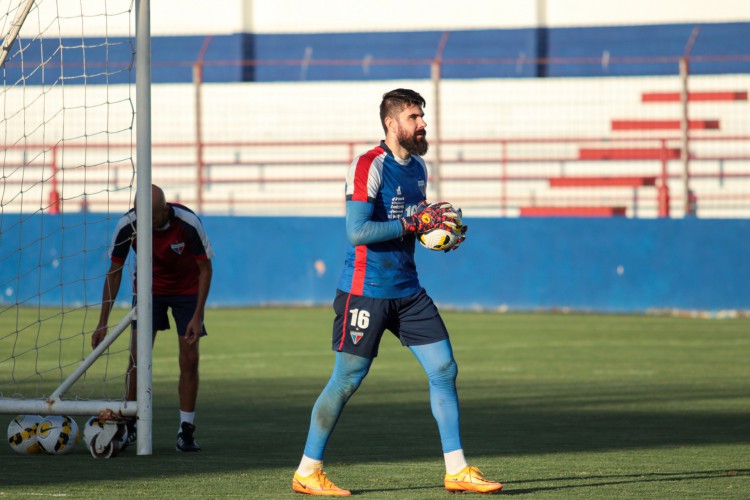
[503,469,750,495]
[1,378,748,488]
[315,470,750,496]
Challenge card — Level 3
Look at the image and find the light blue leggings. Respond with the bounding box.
[303,339,461,460]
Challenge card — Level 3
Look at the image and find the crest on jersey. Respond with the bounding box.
[418,179,426,196]
[350,331,364,345]
[170,242,185,255]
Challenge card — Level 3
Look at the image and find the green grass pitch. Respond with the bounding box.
[1,308,749,498]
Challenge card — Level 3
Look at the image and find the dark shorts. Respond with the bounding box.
[132,294,207,337]
[332,288,449,358]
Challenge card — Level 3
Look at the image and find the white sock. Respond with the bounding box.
[296,455,323,477]
[444,449,468,475]
[179,410,195,433]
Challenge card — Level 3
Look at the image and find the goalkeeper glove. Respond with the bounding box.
[401,201,458,235]
[441,207,467,252]
[444,224,468,252]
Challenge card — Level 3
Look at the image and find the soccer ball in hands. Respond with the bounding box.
[37,415,79,455]
[7,415,43,454]
[418,228,460,251]
[417,205,465,251]
[83,416,128,458]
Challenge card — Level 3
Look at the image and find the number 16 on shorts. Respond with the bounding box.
[332,291,386,357]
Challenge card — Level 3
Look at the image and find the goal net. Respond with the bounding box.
[0,0,148,435]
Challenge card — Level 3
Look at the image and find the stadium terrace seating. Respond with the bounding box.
[519,206,627,217]
[611,119,720,131]
[549,176,657,188]
[641,91,748,102]
[578,148,681,160]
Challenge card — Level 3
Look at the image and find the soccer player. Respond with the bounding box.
[292,89,502,496]
[91,184,214,452]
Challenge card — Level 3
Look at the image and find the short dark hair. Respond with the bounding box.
[379,88,426,134]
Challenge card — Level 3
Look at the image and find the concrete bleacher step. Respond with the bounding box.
[641,91,748,102]
[519,206,627,217]
[611,119,720,131]
[579,147,680,160]
[549,176,657,187]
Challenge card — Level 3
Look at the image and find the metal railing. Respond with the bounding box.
[3,134,749,217]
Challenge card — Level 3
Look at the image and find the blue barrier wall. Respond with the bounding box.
[1,215,748,312]
[7,22,750,84]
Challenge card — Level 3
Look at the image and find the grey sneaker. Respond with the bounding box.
[176,422,201,452]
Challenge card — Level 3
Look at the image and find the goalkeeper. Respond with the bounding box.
[292,89,501,496]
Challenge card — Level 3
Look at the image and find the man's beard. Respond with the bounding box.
[398,129,429,156]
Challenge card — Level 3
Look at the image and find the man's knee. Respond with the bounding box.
[178,344,199,372]
[331,373,363,399]
[428,358,458,385]
[180,354,199,370]
[330,360,370,398]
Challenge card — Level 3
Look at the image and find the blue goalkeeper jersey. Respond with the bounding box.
[337,141,428,298]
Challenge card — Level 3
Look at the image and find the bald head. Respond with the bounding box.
[152,185,166,212]
[134,184,170,230]
[151,185,170,230]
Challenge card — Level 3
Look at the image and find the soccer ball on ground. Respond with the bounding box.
[7,415,43,454]
[83,416,128,458]
[37,415,79,455]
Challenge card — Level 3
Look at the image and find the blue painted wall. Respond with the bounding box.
[546,22,750,77]
[6,22,750,84]
[1,215,748,312]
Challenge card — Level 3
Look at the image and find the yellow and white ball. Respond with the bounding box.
[37,415,79,455]
[418,227,460,251]
[7,415,43,454]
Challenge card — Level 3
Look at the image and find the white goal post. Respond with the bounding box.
[0,0,153,455]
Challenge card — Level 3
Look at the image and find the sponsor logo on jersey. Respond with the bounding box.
[170,242,185,255]
[350,331,364,345]
[389,196,405,218]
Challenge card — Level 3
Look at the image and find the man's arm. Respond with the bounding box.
[91,261,125,348]
[345,201,404,246]
[347,199,459,246]
[185,259,212,345]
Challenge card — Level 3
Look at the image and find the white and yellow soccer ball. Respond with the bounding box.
[83,416,128,458]
[7,415,44,454]
[417,207,464,251]
[418,227,460,251]
[37,415,79,455]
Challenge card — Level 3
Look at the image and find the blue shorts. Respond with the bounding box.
[133,294,207,337]
[332,288,449,358]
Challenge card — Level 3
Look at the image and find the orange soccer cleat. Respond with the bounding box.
[292,469,351,497]
[444,466,503,494]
